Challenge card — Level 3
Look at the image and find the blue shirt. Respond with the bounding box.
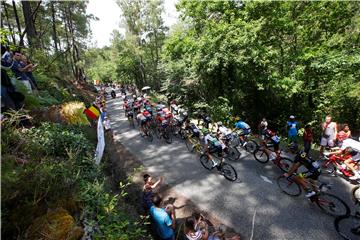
[287,121,298,136]
[150,206,173,239]
[11,60,29,81]
[235,121,250,130]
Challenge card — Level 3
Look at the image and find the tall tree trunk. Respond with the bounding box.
[2,2,16,45]
[21,1,38,47]
[51,2,58,52]
[12,0,23,46]
[63,8,75,78]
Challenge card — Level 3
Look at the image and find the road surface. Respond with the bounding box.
[107,92,356,240]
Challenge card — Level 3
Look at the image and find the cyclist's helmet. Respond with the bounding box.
[182,112,188,117]
[217,121,223,126]
[345,147,358,156]
[201,128,209,135]
[288,142,299,152]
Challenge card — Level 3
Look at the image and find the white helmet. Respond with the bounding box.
[217,121,223,126]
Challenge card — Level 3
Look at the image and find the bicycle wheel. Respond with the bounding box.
[277,176,302,196]
[225,146,241,161]
[221,162,238,181]
[335,215,360,240]
[231,137,240,148]
[146,129,154,142]
[200,154,213,170]
[155,127,161,139]
[352,186,360,204]
[278,157,294,172]
[315,193,350,217]
[164,128,173,144]
[128,118,135,128]
[253,149,269,163]
[245,140,258,153]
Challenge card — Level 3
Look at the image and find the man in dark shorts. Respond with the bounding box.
[284,143,321,198]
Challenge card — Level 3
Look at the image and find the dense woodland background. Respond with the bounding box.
[2,0,359,134]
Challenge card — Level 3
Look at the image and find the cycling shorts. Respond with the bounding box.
[209,144,222,155]
[127,111,133,117]
[299,169,321,180]
[240,128,251,136]
[140,119,147,126]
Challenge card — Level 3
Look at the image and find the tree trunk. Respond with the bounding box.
[2,2,16,45]
[12,0,23,46]
[21,1,38,47]
[50,2,58,52]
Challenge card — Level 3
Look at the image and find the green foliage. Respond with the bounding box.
[208,97,233,123]
[1,112,150,239]
[25,122,93,157]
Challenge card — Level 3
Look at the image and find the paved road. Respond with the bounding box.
[107,92,356,240]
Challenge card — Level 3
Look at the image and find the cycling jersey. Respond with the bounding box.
[204,134,225,149]
[137,113,147,126]
[235,121,251,130]
[218,126,232,136]
[294,151,321,173]
[185,123,200,138]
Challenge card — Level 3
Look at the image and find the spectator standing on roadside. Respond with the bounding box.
[150,194,176,240]
[320,115,337,156]
[336,124,352,147]
[259,118,268,139]
[303,124,313,155]
[286,115,299,143]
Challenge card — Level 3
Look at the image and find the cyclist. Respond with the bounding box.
[216,121,233,148]
[262,129,281,162]
[202,128,226,168]
[184,119,200,138]
[137,111,148,135]
[156,102,165,112]
[234,119,251,146]
[327,138,360,180]
[284,143,321,198]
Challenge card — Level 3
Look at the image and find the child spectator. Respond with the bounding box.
[336,124,352,147]
[184,216,208,240]
[303,124,313,155]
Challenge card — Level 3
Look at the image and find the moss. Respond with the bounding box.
[26,208,83,240]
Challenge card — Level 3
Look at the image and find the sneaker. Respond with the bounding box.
[336,169,343,175]
[212,160,218,168]
[305,191,316,198]
[349,174,360,180]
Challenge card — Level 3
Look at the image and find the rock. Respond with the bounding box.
[26,208,84,240]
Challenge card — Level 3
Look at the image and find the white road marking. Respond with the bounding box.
[260,175,273,184]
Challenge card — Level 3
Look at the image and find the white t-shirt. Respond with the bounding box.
[186,230,203,240]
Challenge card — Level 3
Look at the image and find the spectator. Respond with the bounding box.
[303,124,313,155]
[286,115,299,143]
[143,174,163,211]
[192,212,209,237]
[21,54,38,90]
[1,46,24,111]
[184,216,208,240]
[11,50,33,93]
[150,194,176,240]
[259,118,268,139]
[336,124,352,147]
[320,115,337,156]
